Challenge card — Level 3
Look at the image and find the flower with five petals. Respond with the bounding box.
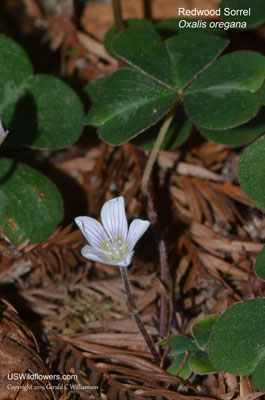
[75,196,150,267]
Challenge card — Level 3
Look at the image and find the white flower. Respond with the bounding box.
[75,196,150,267]
[0,118,8,146]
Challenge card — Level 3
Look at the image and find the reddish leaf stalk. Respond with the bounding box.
[145,191,170,339]
[159,239,169,338]
[140,106,179,339]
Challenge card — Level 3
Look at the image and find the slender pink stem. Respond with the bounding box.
[119,266,161,364]
[159,239,169,338]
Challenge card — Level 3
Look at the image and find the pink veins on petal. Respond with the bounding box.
[75,196,150,267]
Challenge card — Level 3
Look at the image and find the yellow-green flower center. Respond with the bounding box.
[102,236,128,262]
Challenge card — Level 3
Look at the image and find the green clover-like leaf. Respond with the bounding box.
[0,158,63,244]
[210,299,265,375]
[238,134,265,212]
[0,34,84,149]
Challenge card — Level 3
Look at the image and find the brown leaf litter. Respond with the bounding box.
[1,140,265,399]
[1,0,265,398]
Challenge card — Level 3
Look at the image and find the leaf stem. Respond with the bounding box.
[141,106,176,196]
[119,266,161,364]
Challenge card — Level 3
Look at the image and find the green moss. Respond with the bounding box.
[63,292,113,335]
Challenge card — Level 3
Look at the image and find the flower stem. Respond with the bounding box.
[119,266,161,364]
[141,106,176,196]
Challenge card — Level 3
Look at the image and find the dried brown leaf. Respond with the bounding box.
[0,299,55,400]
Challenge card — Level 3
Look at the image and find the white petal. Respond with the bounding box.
[114,251,134,267]
[81,245,107,263]
[126,219,150,251]
[81,246,133,267]
[101,197,128,241]
[0,118,7,145]
[0,118,4,134]
[75,216,108,249]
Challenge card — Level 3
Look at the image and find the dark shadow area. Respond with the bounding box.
[5,93,39,147]
[0,284,54,358]
[38,163,88,225]
[0,0,60,75]
[1,145,89,224]
[131,104,190,151]
[227,29,265,55]
[0,93,38,183]
[0,159,18,184]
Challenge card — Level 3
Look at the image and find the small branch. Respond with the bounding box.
[112,0,126,34]
[141,106,176,196]
[175,349,189,377]
[37,0,74,16]
[56,0,74,16]
[142,0,152,20]
[112,0,127,68]
[0,258,32,283]
[77,31,118,65]
[22,0,43,19]
[119,266,161,364]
